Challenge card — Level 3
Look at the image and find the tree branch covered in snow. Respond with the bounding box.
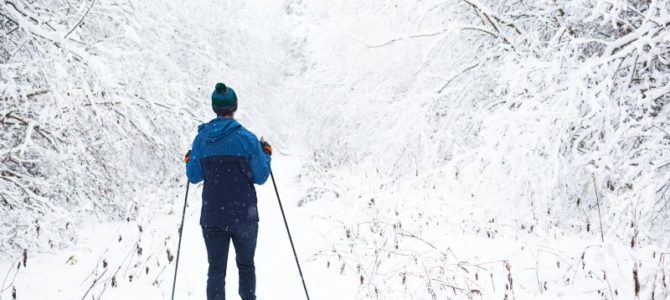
[1,0,669,297]
[0,0,287,252]
[285,0,670,297]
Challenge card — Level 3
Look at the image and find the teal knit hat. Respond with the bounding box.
[211,82,238,115]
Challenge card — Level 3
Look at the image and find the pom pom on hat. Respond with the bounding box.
[215,82,227,93]
[211,82,237,115]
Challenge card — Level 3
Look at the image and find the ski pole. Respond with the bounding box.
[270,168,311,300]
[171,181,190,300]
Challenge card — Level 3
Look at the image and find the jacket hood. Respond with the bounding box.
[198,117,242,143]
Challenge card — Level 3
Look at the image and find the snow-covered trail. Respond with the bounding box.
[155,154,312,299]
[0,155,353,299]
[170,154,354,300]
[0,1,339,298]
[3,0,670,299]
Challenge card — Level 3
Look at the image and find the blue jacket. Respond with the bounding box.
[186,117,271,226]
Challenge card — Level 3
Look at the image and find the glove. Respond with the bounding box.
[260,139,272,156]
[184,150,191,163]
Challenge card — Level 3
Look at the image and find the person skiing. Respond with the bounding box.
[185,82,272,300]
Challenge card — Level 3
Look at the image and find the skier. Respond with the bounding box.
[185,82,272,300]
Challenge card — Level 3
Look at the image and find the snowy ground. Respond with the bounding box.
[0,155,357,299]
[2,154,668,299]
[2,0,670,299]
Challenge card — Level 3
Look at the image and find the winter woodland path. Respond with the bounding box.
[169,155,352,299]
[2,0,669,299]
[0,155,353,299]
[1,1,343,298]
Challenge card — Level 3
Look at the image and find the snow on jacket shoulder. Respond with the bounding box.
[186,117,271,226]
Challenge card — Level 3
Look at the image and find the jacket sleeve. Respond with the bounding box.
[249,135,271,185]
[186,135,204,184]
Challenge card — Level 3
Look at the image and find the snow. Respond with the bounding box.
[3,157,666,299]
[2,0,670,299]
[0,155,356,299]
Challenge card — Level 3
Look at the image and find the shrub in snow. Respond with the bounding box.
[0,0,286,252]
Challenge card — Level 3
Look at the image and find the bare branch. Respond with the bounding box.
[458,0,516,49]
[0,9,18,25]
[0,89,48,101]
[605,21,670,56]
[592,174,605,243]
[437,63,480,94]
[367,26,497,49]
[64,0,97,39]
[3,1,38,24]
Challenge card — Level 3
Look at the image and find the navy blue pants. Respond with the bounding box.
[202,223,258,300]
